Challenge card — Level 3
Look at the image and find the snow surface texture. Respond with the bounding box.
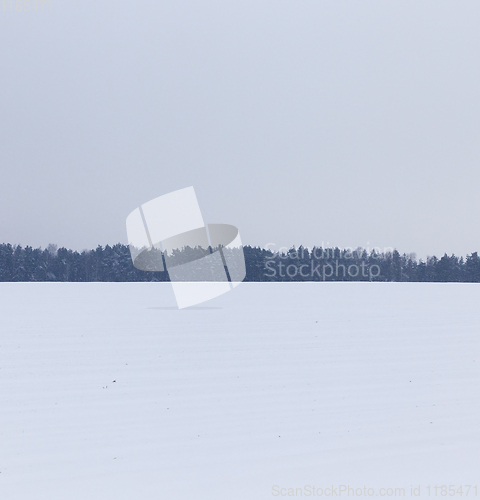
[0,283,478,500]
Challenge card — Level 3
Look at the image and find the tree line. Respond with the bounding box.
[1,242,480,282]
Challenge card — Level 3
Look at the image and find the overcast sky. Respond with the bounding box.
[1,1,479,258]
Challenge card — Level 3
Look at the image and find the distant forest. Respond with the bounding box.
[1,243,480,282]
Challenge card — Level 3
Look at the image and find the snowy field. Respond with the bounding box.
[0,282,478,500]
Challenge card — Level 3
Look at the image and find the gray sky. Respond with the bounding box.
[1,0,479,259]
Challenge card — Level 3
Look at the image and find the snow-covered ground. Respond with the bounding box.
[0,282,478,499]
